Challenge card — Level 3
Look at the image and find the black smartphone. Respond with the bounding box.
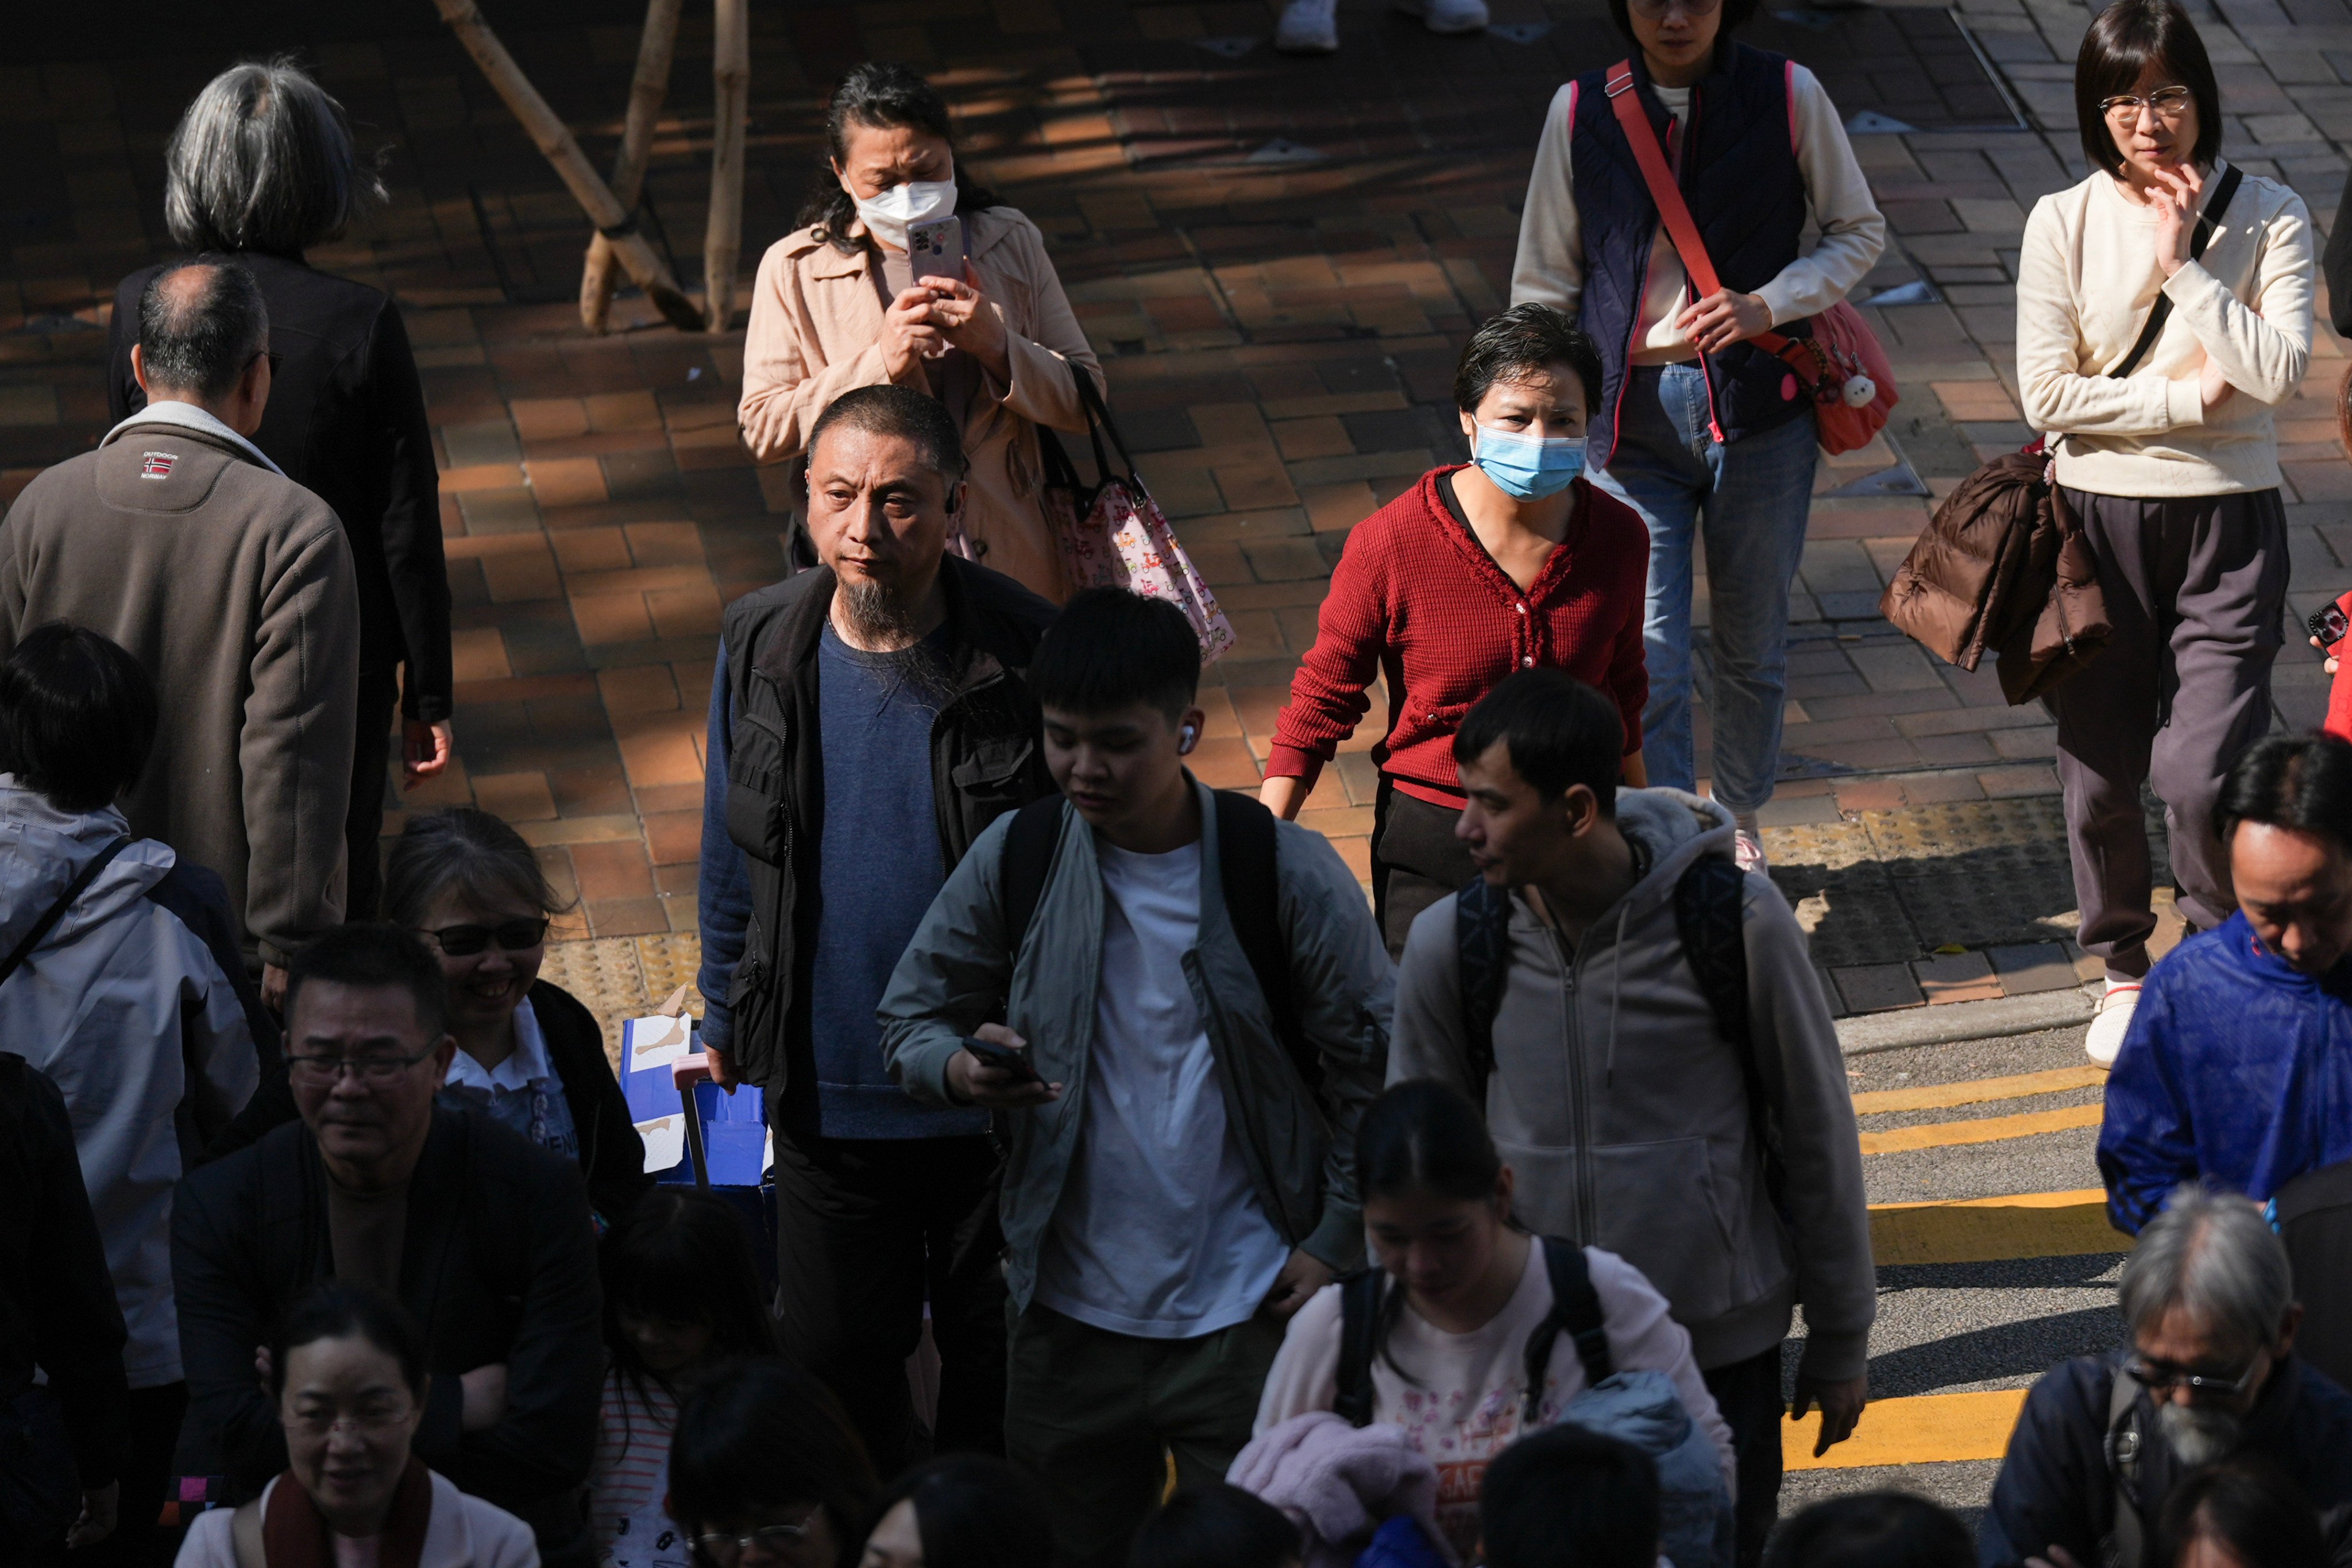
[2309,603,2349,651]
[961,1035,1040,1084]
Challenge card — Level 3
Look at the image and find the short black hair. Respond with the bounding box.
[1481,1424,1660,1568]
[669,1358,876,1568]
[2152,1457,2327,1568]
[1605,0,1758,49]
[1031,588,1202,721]
[1455,303,1604,414]
[1764,1493,1973,1568]
[0,623,159,812]
[866,1456,1056,1568]
[806,384,967,486]
[2073,0,2222,179]
[284,924,450,1043]
[1129,1484,1301,1568]
[1453,670,1624,809]
[138,258,269,400]
[600,1188,777,1397]
[2214,734,2352,858]
[268,1280,429,1402]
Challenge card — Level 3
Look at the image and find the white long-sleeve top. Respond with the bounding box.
[2016,161,2312,496]
[1509,65,1886,360]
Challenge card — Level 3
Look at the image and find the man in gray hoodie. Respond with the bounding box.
[1389,670,1872,1564]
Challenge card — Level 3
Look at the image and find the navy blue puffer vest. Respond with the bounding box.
[1569,44,1814,463]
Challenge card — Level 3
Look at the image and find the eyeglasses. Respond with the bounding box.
[418,918,550,957]
[1628,0,1723,15]
[287,1048,439,1087]
[2125,1355,2262,1397]
[694,1520,813,1565]
[2099,86,2195,122]
[282,1402,415,1438]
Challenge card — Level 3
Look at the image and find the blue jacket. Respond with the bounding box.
[2096,913,2352,1234]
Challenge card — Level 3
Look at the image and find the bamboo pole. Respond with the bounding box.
[704,0,751,334]
[581,0,685,334]
[429,0,704,333]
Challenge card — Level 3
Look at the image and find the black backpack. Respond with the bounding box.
[1334,1236,1612,1427]
[1455,854,1786,1206]
[998,793,1318,1091]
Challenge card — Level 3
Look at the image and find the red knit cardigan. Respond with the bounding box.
[1265,466,1650,809]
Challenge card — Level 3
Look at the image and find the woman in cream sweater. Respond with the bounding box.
[2017,0,2312,1064]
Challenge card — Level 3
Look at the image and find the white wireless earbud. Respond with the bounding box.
[1180,725,1199,752]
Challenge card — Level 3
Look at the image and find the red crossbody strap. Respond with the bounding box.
[1604,61,1793,357]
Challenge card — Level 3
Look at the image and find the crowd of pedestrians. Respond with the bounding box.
[6,0,2352,1563]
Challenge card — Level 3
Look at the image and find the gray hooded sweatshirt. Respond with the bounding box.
[1389,788,1873,1382]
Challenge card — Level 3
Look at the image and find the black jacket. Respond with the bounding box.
[1981,1351,2352,1568]
[2330,168,2352,338]
[171,1107,602,1556]
[108,252,451,718]
[0,1054,126,1490]
[716,555,1056,1111]
[530,980,654,1223]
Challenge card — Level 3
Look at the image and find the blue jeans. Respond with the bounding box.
[1589,364,1817,812]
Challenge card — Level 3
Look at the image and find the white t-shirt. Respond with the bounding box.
[1254,1241,1737,1561]
[1032,839,1292,1338]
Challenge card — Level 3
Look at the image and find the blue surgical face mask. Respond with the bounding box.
[1472,423,1586,500]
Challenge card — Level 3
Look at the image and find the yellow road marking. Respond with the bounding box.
[1853,1065,2107,1116]
[1870,1189,2125,1265]
[1785,1388,2029,1469]
[1859,1103,2104,1156]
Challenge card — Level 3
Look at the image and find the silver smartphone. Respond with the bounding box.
[908,215,963,283]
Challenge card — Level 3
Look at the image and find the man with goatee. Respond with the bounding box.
[694,384,1056,1472]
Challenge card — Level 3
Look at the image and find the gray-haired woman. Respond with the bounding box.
[107,57,454,922]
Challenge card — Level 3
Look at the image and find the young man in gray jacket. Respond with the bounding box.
[1390,671,1873,1565]
[882,589,1392,1568]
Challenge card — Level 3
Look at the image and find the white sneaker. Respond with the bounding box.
[2085,983,2141,1067]
[1734,829,1769,874]
[1393,0,1490,30]
[1276,0,1340,52]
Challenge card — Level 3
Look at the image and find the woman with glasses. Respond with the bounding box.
[175,1281,537,1568]
[109,60,454,921]
[1510,0,1884,875]
[667,1359,876,1568]
[2015,0,2312,1066]
[383,808,650,1226]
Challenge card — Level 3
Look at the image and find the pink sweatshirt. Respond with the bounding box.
[1254,1242,1736,1559]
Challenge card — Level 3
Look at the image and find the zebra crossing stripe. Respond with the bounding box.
[1870,1188,2125,1266]
[1784,1388,2029,1470]
[1852,1065,2107,1116]
[1859,1103,2104,1156]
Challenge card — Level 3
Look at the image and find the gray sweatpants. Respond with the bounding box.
[2046,486,2287,979]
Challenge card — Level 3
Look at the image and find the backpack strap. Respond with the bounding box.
[1334,1266,1386,1428]
[1212,791,1318,1093]
[998,796,1067,957]
[1673,854,1785,1207]
[2106,1362,2149,1568]
[1455,876,1513,1101]
[1523,1237,1614,1423]
[0,835,132,992]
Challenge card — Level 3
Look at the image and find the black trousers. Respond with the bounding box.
[1702,1345,1787,1568]
[766,1123,1007,1474]
[1370,779,1477,959]
[33,1382,185,1568]
[345,664,399,923]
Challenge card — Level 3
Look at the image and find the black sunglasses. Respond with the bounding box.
[419,917,550,957]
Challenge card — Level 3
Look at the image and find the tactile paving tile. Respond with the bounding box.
[1759,820,1880,872]
[1789,870,1924,969]
[1860,797,2069,871]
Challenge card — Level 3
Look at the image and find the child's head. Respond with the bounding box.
[1480,1424,1659,1568]
[858,1455,1056,1568]
[601,1188,775,1381]
[1358,1080,1516,1311]
[1129,1484,1301,1568]
[1764,1493,1973,1568]
[0,621,159,813]
[1029,589,1205,839]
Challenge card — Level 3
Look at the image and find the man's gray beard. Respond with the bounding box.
[2156,1400,2245,1467]
[835,578,952,701]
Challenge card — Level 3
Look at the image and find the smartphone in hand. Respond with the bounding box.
[908,215,963,284]
[960,1034,1040,1084]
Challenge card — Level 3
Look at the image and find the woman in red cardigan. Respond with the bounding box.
[1260,304,1651,954]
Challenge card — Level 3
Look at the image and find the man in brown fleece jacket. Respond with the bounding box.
[0,259,357,1006]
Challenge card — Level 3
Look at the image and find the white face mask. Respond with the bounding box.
[852,179,957,249]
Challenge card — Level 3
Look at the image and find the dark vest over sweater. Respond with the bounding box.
[1570,44,1813,461]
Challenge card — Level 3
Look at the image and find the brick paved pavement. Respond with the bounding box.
[2,0,2346,1026]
